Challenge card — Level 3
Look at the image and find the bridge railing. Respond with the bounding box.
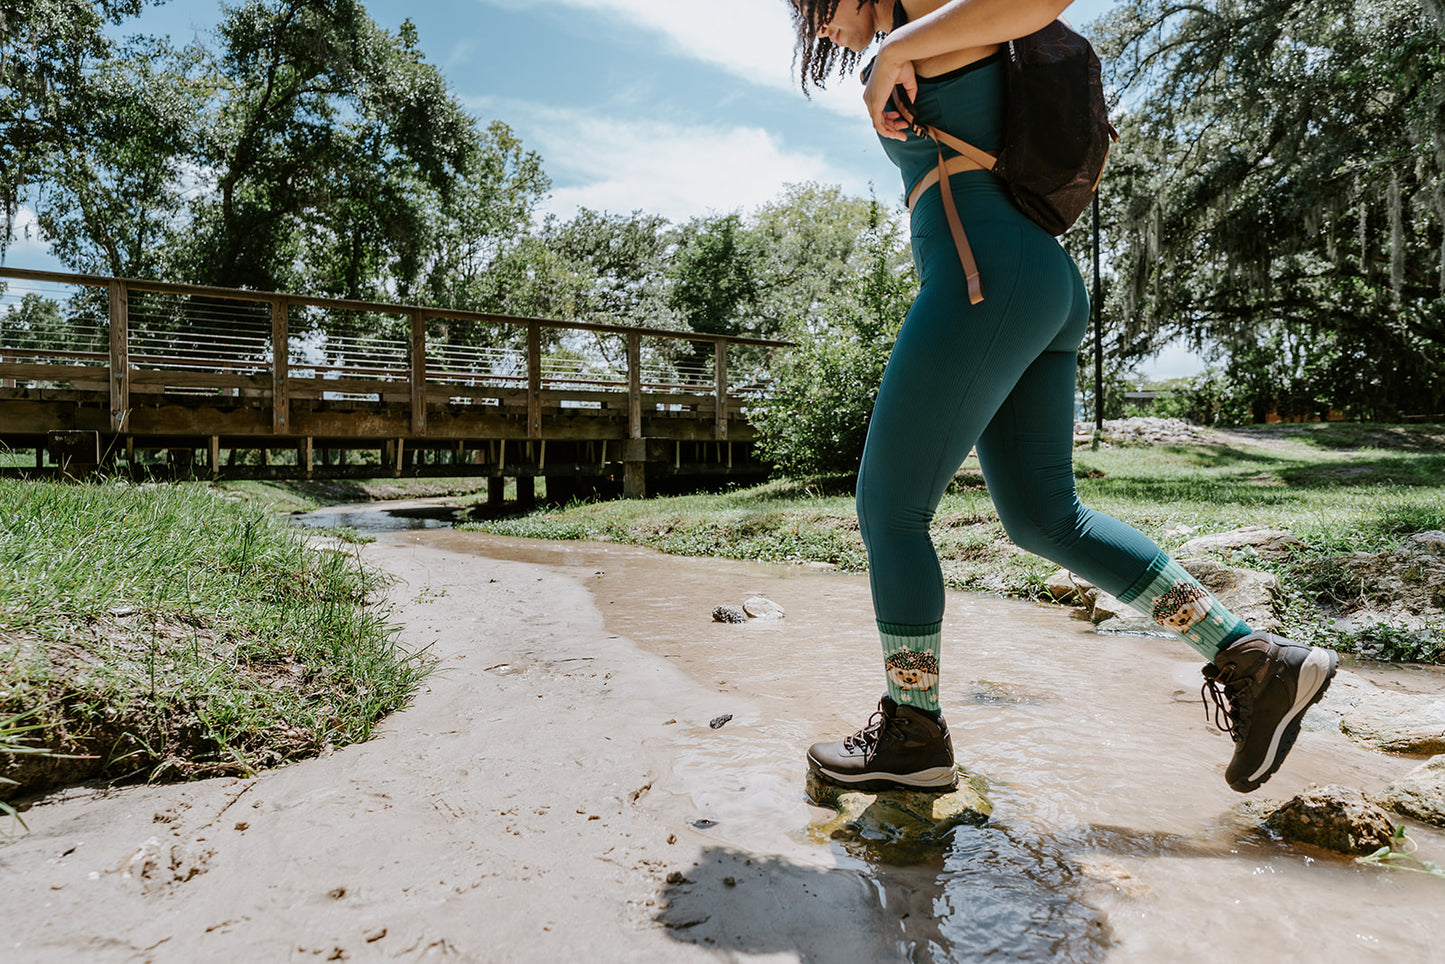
[0,267,789,443]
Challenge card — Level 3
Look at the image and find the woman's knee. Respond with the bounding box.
[996,501,1086,559]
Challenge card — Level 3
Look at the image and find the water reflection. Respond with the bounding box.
[291,504,457,532]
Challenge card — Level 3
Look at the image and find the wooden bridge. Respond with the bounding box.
[0,267,790,500]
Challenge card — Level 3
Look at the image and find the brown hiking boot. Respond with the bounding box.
[1202,632,1338,793]
[807,695,958,792]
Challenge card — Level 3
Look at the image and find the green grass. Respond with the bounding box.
[0,480,430,801]
[461,423,1445,660]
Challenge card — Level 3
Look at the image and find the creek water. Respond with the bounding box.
[297,505,1445,962]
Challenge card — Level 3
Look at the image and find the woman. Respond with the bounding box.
[790,0,1337,794]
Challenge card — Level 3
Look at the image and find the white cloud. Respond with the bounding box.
[1,206,56,265]
[484,100,873,221]
[486,0,869,120]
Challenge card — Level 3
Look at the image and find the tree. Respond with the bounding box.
[1091,0,1445,419]
[180,0,479,293]
[0,0,153,262]
[28,36,203,277]
[750,197,917,476]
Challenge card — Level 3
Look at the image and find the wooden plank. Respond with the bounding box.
[410,309,427,436]
[284,375,409,397]
[271,298,290,435]
[109,280,129,433]
[714,338,728,441]
[0,363,110,383]
[129,370,269,390]
[527,321,541,440]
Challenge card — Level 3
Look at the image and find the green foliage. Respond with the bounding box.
[0,479,429,787]
[749,200,916,476]
[669,213,763,339]
[1091,0,1445,419]
[1356,825,1445,877]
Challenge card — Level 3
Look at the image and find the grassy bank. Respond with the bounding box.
[459,422,1445,658]
[0,480,429,806]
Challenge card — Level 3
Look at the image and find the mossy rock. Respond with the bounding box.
[805,768,991,845]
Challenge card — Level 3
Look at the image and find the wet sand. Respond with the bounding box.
[5,528,1445,962]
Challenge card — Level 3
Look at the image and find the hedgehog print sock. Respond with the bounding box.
[879,621,942,713]
[1116,552,1252,660]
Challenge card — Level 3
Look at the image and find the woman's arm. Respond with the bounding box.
[865,0,1075,140]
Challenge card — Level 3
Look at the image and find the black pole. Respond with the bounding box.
[1092,191,1104,432]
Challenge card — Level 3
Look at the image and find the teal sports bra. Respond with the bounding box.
[876,2,1006,200]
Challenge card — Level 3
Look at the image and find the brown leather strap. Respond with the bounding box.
[906,153,989,211]
[893,91,990,305]
[931,141,984,304]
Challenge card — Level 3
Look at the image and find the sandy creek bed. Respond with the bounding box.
[4,519,1445,962]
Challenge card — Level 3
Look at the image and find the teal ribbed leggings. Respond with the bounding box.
[856,178,1172,630]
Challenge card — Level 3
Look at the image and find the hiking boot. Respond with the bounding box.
[807,695,958,792]
[1202,632,1339,793]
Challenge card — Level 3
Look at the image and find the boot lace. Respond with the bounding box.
[842,708,905,757]
[1201,664,1251,742]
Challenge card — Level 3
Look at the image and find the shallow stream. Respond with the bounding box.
[298,503,1445,962]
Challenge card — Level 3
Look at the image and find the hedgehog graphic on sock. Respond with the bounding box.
[885,649,940,703]
[1152,582,1213,634]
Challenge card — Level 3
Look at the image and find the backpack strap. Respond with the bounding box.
[893,89,996,305]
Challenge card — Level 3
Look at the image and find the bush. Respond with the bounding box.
[751,219,915,477]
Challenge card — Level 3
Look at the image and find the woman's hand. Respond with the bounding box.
[862,46,917,142]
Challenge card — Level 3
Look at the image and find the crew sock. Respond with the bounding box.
[878,621,943,712]
[1117,552,1252,660]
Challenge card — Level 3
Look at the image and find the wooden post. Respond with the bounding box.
[627,332,642,440]
[209,436,220,480]
[393,437,405,478]
[410,310,427,436]
[624,332,645,498]
[108,280,130,433]
[527,321,542,440]
[713,337,728,441]
[301,437,314,479]
[271,298,289,435]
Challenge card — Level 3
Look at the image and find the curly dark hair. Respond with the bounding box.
[787,0,885,96]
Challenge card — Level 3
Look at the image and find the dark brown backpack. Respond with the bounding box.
[889,19,1117,303]
[995,20,1118,236]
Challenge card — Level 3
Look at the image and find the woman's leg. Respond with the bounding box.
[974,278,1337,793]
[974,338,1251,661]
[853,222,1079,712]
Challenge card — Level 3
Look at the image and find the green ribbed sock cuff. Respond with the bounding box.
[878,621,942,712]
[1119,552,1251,659]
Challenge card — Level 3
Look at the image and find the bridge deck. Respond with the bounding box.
[0,268,789,495]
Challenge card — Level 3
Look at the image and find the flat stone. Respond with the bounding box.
[1045,568,1095,605]
[742,595,784,620]
[1377,755,1445,828]
[712,605,748,624]
[1264,785,1398,855]
[1090,590,1164,634]
[805,768,991,844]
[1177,526,1304,559]
[1340,692,1445,755]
